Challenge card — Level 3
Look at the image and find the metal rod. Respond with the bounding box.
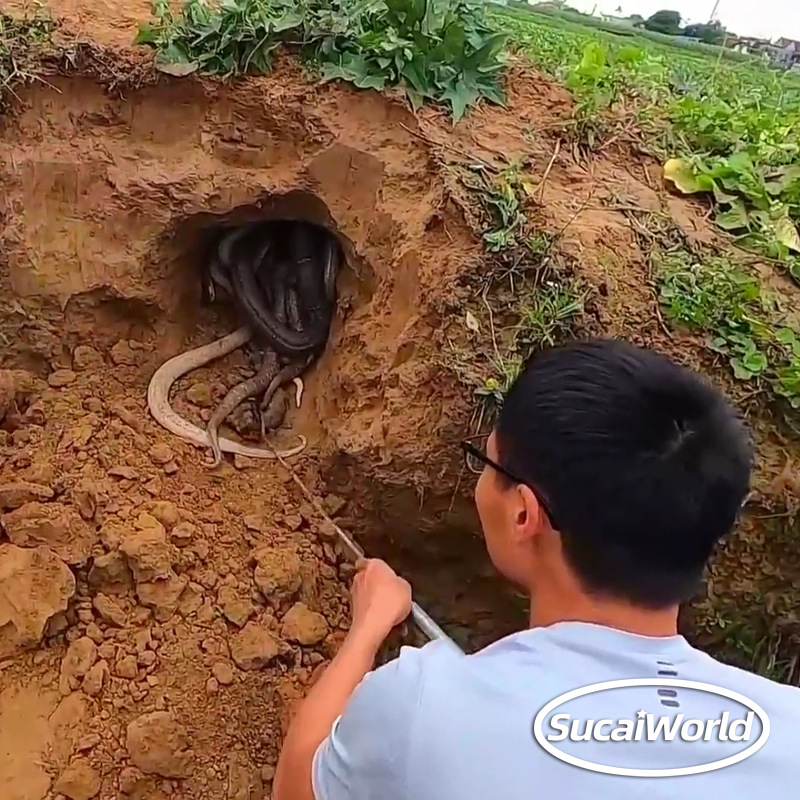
[267,447,463,654]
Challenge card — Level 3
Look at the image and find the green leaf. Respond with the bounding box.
[663,158,714,195]
[715,200,749,232]
[134,23,161,45]
[774,215,800,253]
[712,185,739,205]
[730,358,755,380]
[442,78,479,123]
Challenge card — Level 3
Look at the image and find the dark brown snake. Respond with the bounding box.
[203,220,339,467]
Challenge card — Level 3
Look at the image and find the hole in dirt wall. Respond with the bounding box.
[151,189,377,324]
[324,454,528,653]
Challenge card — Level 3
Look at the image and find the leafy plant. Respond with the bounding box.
[656,249,800,408]
[136,0,508,121]
[664,154,800,262]
[494,6,800,273]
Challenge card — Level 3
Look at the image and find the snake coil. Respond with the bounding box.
[211,220,339,359]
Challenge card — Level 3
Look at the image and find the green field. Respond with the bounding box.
[493,5,800,266]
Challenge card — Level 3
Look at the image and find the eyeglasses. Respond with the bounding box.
[460,434,560,531]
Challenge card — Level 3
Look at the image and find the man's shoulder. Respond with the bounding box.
[690,647,800,709]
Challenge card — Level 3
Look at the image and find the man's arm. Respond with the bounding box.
[273,558,413,800]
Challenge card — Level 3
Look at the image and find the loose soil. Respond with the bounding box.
[1,6,800,800]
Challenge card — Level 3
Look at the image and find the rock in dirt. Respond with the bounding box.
[137,572,188,622]
[88,550,133,595]
[177,583,203,617]
[61,637,98,680]
[217,585,254,628]
[230,622,282,670]
[1,502,97,565]
[252,545,303,603]
[116,654,139,679]
[48,368,78,388]
[186,382,213,408]
[0,544,76,658]
[120,519,173,583]
[108,465,139,480]
[82,660,109,697]
[171,521,195,547]
[281,603,329,646]
[149,501,179,530]
[72,345,104,371]
[111,340,138,367]
[212,661,235,686]
[126,711,192,778]
[0,481,54,510]
[54,759,101,800]
[93,593,127,627]
[149,443,174,466]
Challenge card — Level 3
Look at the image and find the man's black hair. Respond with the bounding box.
[495,338,753,609]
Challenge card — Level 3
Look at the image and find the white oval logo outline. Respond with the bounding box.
[532,678,771,778]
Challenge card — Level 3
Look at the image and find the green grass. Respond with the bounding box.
[0,11,56,110]
[655,247,800,410]
[501,4,760,62]
[453,160,587,410]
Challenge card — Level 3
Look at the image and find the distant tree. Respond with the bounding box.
[683,21,727,45]
[644,10,682,35]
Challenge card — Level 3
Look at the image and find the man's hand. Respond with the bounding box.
[273,558,412,800]
[349,558,412,649]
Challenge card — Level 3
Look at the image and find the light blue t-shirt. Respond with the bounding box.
[312,622,800,798]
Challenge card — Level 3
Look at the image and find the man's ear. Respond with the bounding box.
[511,483,543,543]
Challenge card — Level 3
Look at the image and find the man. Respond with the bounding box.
[274,338,800,799]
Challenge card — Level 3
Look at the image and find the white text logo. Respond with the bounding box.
[532,679,770,777]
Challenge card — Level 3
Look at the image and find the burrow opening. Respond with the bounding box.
[152,191,526,651]
[156,190,376,325]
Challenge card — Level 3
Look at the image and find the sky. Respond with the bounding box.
[565,1,800,41]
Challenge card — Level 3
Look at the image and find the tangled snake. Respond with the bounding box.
[146,327,307,460]
[147,220,339,465]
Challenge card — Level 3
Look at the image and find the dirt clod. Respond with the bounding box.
[0,481,54,510]
[150,501,180,529]
[93,593,128,627]
[126,711,193,778]
[88,551,133,595]
[116,654,139,679]
[72,345,104,371]
[149,443,174,466]
[230,622,282,670]
[54,759,101,800]
[186,382,213,408]
[110,340,138,366]
[171,521,195,547]
[281,603,329,646]
[2,502,96,565]
[218,585,254,628]
[48,368,78,388]
[211,661,235,686]
[82,660,110,697]
[253,545,303,603]
[121,520,173,583]
[137,573,188,622]
[0,544,76,658]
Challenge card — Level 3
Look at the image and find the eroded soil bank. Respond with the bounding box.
[0,61,526,800]
[1,43,799,800]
